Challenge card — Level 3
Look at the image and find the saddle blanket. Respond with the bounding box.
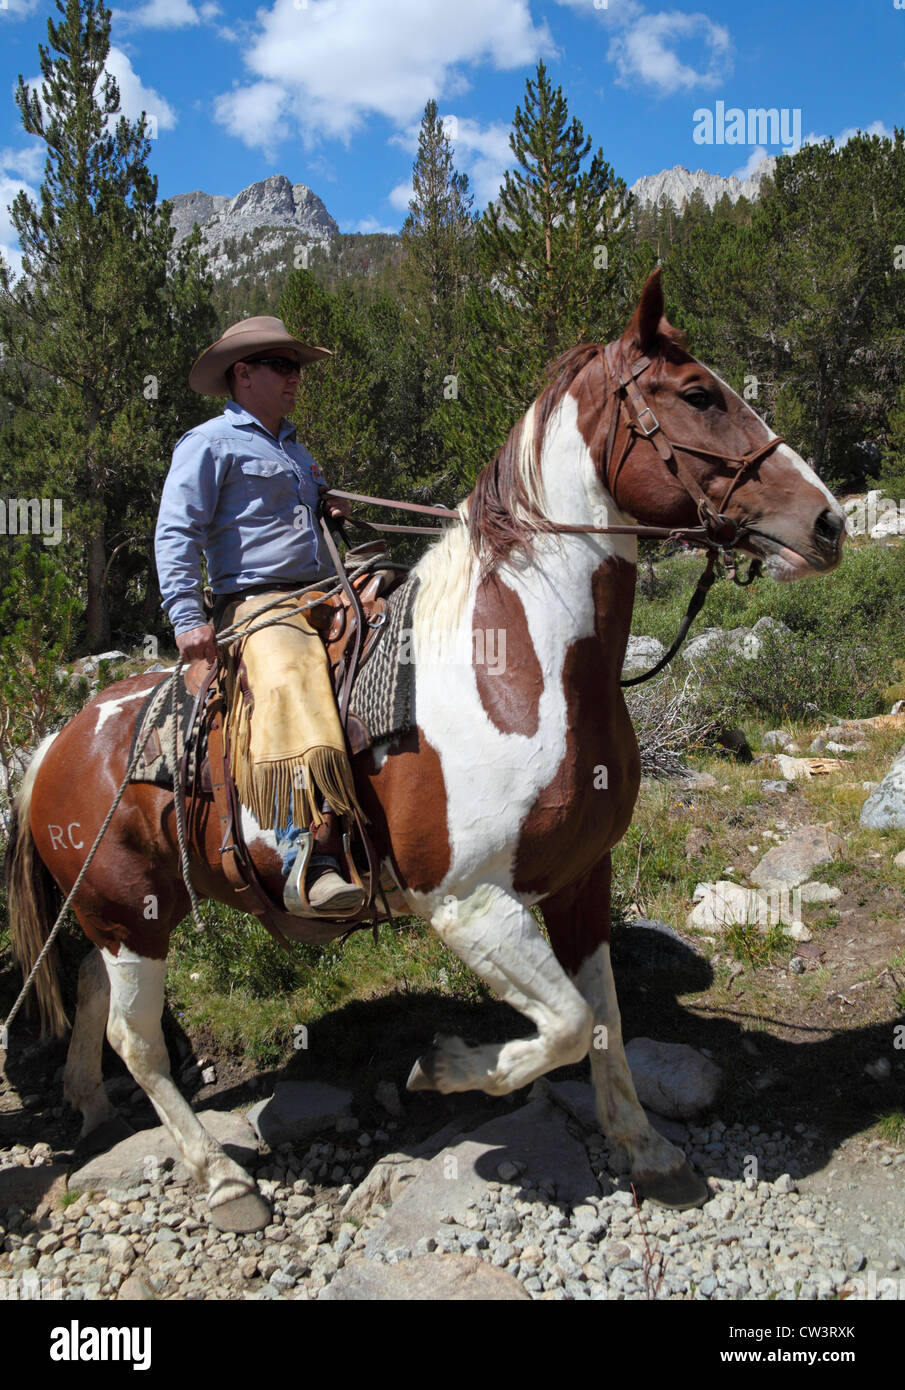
[128,670,207,789]
[349,573,419,744]
[127,573,420,791]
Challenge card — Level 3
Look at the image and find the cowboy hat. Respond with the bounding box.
[188,315,331,396]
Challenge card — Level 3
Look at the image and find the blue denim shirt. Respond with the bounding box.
[155,401,333,634]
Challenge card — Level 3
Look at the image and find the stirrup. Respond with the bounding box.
[282,832,365,918]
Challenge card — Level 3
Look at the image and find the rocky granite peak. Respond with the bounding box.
[629,158,776,211]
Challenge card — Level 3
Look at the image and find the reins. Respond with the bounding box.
[330,344,779,686]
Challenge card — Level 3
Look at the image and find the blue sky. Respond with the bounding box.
[1,0,902,272]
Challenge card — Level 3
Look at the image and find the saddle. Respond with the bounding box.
[180,542,409,947]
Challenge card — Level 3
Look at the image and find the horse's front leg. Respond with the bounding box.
[407,883,593,1094]
[543,855,710,1209]
[100,939,270,1232]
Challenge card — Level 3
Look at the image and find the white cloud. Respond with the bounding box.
[0,0,42,19]
[608,11,731,93]
[25,48,177,141]
[111,0,221,28]
[731,145,768,181]
[340,215,399,235]
[103,46,178,129]
[0,163,39,280]
[554,0,732,96]
[213,0,553,150]
[0,144,44,183]
[213,81,287,161]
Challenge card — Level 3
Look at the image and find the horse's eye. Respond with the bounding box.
[683,390,711,410]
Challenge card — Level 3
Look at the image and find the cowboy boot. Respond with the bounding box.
[283,807,365,916]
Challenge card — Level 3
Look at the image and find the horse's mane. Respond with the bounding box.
[412,327,688,648]
[467,343,605,575]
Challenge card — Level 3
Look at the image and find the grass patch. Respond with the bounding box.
[723,922,790,968]
[877,1110,905,1146]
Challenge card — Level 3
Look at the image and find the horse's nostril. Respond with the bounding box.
[815,509,844,544]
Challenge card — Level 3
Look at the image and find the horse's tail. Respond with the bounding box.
[3,734,68,1038]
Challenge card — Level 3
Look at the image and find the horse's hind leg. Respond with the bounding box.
[544,856,709,1209]
[64,946,134,1155]
[100,940,270,1233]
[408,883,593,1095]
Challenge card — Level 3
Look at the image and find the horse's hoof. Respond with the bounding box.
[210,1191,271,1233]
[406,1055,437,1092]
[72,1116,135,1163]
[632,1160,710,1210]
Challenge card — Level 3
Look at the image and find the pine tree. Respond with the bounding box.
[401,100,474,365]
[440,61,633,487]
[0,0,216,648]
[400,100,475,495]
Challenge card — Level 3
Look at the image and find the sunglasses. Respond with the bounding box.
[240,356,302,376]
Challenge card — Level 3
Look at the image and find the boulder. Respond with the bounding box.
[687,880,760,928]
[623,1038,723,1119]
[247,1081,353,1146]
[860,744,905,830]
[622,635,666,676]
[361,1098,596,1258]
[750,825,843,891]
[68,1110,258,1195]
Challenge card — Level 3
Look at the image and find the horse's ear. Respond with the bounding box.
[624,267,666,354]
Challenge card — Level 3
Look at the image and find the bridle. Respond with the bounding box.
[328,343,788,684]
[597,342,786,551]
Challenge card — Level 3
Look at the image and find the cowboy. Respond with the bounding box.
[154,316,366,917]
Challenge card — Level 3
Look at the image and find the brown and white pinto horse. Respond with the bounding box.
[5,271,845,1232]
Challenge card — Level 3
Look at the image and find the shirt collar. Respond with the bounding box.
[224,399,298,443]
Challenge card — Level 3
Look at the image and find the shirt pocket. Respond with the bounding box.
[237,458,298,513]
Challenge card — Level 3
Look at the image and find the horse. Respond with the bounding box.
[4,269,845,1233]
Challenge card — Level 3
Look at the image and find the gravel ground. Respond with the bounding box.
[2,1113,903,1301]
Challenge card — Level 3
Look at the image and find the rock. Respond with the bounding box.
[860,743,905,829]
[750,825,843,891]
[687,881,764,929]
[201,1067,217,1086]
[622,635,666,677]
[117,1275,155,1300]
[760,780,790,794]
[545,1079,688,1145]
[363,1099,596,1257]
[762,731,793,752]
[0,1165,68,1213]
[374,1080,403,1118]
[94,650,127,664]
[787,923,812,942]
[340,1154,427,1224]
[68,1111,258,1194]
[798,881,841,903]
[623,1038,722,1119]
[894,850,905,869]
[247,1082,353,1145]
[612,918,709,975]
[320,1252,529,1300]
[678,770,718,790]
